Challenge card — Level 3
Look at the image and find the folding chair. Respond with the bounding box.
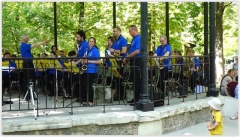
[148,68,160,94]
[121,66,132,101]
[163,65,182,97]
[92,67,113,105]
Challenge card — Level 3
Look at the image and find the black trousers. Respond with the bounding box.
[190,74,199,91]
[22,61,36,99]
[82,73,95,103]
[73,73,87,99]
[130,59,141,101]
[158,68,169,95]
[2,74,10,90]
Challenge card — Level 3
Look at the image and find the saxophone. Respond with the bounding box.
[80,52,88,74]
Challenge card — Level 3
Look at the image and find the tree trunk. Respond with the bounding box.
[148,8,152,52]
[79,2,84,30]
[215,2,225,83]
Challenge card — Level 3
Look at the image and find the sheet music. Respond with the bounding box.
[2,66,15,72]
[106,50,112,56]
[154,58,160,66]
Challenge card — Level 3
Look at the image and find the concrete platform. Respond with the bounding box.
[2,91,208,118]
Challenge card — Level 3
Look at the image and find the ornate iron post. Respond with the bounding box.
[207,2,218,97]
[136,2,154,111]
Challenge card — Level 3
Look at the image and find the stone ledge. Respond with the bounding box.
[2,116,72,132]
[2,96,225,133]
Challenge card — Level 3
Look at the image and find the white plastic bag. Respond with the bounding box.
[194,85,205,93]
[105,87,111,99]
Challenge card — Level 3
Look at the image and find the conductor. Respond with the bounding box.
[20,34,50,101]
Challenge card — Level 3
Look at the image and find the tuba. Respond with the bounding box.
[182,44,195,78]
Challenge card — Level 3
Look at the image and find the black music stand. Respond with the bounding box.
[64,62,84,108]
[43,59,70,115]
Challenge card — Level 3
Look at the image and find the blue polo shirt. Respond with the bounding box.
[155,44,172,69]
[2,59,17,77]
[77,40,89,57]
[112,35,128,57]
[129,35,141,57]
[20,42,33,60]
[193,57,200,75]
[105,48,112,67]
[85,46,100,73]
[48,59,64,75]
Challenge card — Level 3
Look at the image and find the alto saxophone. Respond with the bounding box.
[80,52,88,74]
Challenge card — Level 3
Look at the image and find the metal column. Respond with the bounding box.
[136,2,154,111]
[207,2,218,97]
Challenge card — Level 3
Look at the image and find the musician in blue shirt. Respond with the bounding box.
[71,30,89,101]
[171,51,184,85]
[104,36,117,100]
[189,50,200,92]
[2,52,17,95]
[111,27,128,58]
[20,34,50,100]
[76,30,89,62]
[154,35,172,96]
[123,25,141,105]
[104,36,115,67]
[81,37,101,106]
[109,27,128,101]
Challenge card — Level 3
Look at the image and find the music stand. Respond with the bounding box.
[38,59,50,95]
[64,62,83,108]
[44,59,64,115]
[33,59,42,95]
[15,59,23,69]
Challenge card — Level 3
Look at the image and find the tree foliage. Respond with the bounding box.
[2,2,238,60]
